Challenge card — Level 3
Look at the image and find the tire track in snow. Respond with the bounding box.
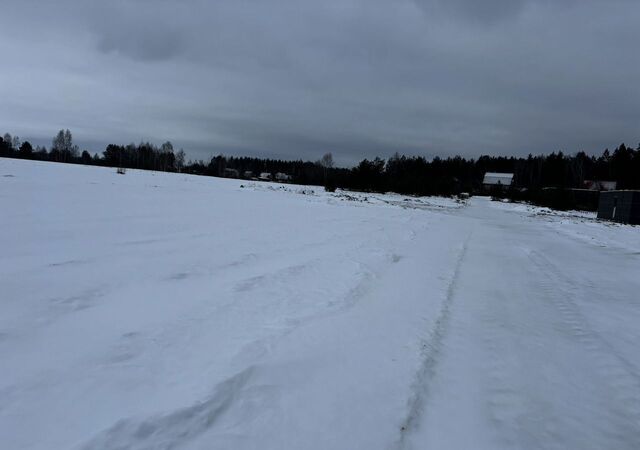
[393,233,472,449]
[528,250,640,445]
[479,278,566,450]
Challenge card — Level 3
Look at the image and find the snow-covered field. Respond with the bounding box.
[1,158,639,450]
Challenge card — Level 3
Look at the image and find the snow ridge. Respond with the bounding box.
[78,366,258,450]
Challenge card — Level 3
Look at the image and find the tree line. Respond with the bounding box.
[0,130,186,173]
[1,129,639,208]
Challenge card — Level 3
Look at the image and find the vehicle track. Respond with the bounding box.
[393,234,471,449]
[527,250,640,446]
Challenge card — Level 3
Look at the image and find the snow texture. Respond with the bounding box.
[1,158,639,449]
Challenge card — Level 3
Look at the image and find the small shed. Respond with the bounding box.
[258,172,272,181]
[483,172,514,190]
[597,190,640,225]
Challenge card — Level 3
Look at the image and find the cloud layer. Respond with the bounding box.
[1,0,638,165]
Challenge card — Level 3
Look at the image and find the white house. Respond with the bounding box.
[275,172,292,182]
[258,172,272,181]
[483,172,514,188]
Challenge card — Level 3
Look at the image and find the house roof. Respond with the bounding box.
[583,180,617,191]
[483,172,514,186]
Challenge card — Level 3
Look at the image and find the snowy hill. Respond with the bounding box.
[1,158,639,450]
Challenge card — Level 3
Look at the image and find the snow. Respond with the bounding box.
[1,158,639,450]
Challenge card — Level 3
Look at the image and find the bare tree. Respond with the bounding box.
[52,129,78,161]
[319,152,334,169]
[3,133,12,150]
[176,149,186,172]
[318,152,335,190]
[160,141,174,153]
[160,141,174,171]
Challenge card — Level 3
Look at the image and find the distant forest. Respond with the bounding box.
[2,129,639,209]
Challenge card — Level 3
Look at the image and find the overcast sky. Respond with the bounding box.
[1,0,639,165]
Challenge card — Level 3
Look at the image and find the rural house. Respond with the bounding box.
[224,168,239,178]
[482,172,514,192]
[275,173,292,182]
[584,180,617,191]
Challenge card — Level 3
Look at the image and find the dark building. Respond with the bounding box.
[597,191,640,225]
[223,168,239,178]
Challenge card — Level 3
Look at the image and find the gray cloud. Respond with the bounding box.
[414,0,530,23]
[96,25,186,62]
[0,0,638,166]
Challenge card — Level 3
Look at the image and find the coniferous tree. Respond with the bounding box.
[18,141,33,159]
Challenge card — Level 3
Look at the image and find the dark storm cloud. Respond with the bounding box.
[1,0,638,166]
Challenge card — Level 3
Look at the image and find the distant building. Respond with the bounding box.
[597,191,640,225]
[275,172,292,182]
[243,170,254,179]
[482,172,514,191]
[258,172,272,181]
[584,180,617,191]
[224,168,239,178]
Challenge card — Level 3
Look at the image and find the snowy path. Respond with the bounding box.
[404,201,640,450]
[1,159,639,449]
